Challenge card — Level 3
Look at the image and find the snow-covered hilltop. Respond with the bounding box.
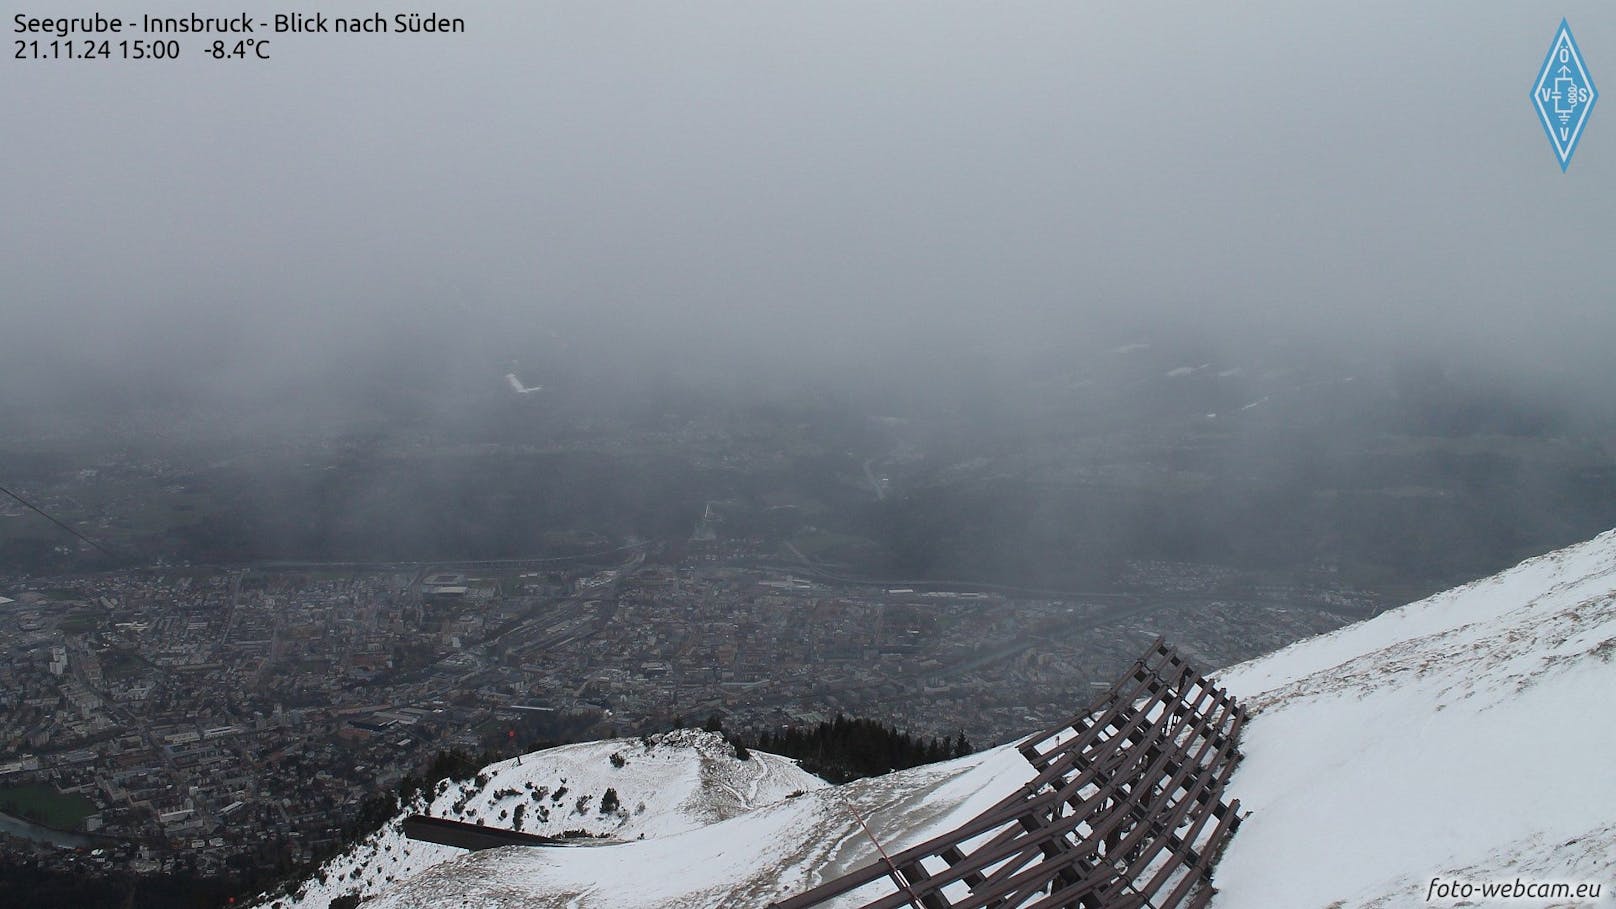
[349,741,1037,909]
[256,729,828,908]
[263,529,1616,908]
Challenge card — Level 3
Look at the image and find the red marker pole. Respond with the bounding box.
[841,797,922,909]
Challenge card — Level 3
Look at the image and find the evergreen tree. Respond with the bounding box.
[750,715,972,783]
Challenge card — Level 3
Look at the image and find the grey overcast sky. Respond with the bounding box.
[2,1,1612,392]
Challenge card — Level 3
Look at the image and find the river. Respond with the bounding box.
[0,810,95,848]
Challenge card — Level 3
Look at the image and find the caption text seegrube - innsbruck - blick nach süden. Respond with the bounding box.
[13,12,466,37]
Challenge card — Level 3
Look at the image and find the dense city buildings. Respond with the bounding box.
[0,541,1366,886]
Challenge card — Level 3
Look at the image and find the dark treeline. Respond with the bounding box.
[0,854,242,909]
[749,714,972,784]
[253,745,540,907]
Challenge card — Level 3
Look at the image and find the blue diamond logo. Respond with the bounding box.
[1532,19,1598,171]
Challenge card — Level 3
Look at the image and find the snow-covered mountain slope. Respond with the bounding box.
[1211,528,1616,908]
[265,528,1616,908]
[352,742,1033,909]
[255,729,829,908]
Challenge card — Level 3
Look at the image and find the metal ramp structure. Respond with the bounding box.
[769,639,1246,909]
[401,814,565,850]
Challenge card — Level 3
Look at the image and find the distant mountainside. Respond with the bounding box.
[261,529,1616,908]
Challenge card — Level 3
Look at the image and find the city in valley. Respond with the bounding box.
[0,538,1362,885]
[4,4,1613,906]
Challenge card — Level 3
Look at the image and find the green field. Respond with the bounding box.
[60,609,106,634]
[99,647,150,680]
[0,784,97,831]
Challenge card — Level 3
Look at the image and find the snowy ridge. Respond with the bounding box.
[1211,529,1616,908]
[255,729,827,908]
[354,743,1034,908]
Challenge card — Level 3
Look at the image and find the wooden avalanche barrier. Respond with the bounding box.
[770,638,1245,909]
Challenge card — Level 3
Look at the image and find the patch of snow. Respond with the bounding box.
[506,374,543,394]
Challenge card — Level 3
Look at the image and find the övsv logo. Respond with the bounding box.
[1531,20,1597,171]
